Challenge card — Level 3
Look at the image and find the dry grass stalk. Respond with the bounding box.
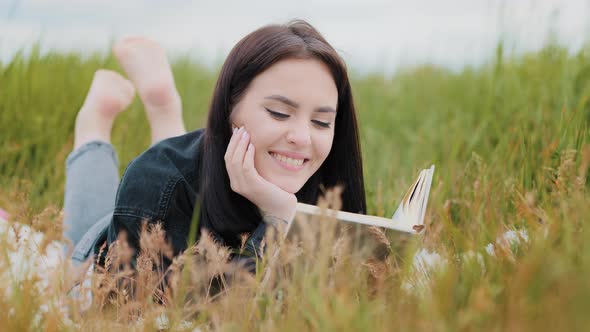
[555,149,577,195]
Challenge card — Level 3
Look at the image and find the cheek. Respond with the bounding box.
[250,131,274,167]
[315,132,335,162]
[253,142,267,167]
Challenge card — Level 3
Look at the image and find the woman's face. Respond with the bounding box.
[230,58,338,194]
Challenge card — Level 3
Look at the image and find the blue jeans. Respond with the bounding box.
[63,141,118,265]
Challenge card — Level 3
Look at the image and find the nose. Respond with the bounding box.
[286,119,312,147]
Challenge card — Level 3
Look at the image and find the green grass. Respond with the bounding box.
[0,41,589,331]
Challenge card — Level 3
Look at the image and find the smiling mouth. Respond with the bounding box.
[268,152,309,168]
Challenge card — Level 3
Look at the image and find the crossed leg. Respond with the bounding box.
[74,37,187,150]
[113,37,187,144]
[65,37,187,258]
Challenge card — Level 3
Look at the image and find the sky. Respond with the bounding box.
[1,0,589,74]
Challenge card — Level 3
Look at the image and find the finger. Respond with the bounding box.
[226,126,241,158]
[226,128,246,193]
[231,129,250,166]
[224,126,242,162]
[243,142,257,174]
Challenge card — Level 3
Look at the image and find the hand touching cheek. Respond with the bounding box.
[224,126,297,223]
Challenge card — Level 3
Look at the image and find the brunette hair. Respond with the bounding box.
[197,19,366,247]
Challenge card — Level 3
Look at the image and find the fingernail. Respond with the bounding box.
[242,130,249,139]
[233,128,237,134]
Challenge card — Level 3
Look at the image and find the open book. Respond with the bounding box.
[289,165,435,237]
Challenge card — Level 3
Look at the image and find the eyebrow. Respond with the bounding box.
[264,94,336,114]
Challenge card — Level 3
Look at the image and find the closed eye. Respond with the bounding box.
[266,107,332,129]
[265,107,289,119]
[312,120,331,128]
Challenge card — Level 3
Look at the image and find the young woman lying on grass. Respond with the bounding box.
[0,22,529,319]
[64,20,366,277]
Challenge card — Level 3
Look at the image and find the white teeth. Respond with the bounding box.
[270,152,305,166]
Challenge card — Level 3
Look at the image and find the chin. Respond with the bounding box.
[268,176,305,195]
[277,181,302,195]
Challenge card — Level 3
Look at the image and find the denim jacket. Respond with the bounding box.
[93,128,267,271]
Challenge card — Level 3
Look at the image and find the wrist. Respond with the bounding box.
[259,195,297,223]
[262,214,289,227]
[261,214,290,239]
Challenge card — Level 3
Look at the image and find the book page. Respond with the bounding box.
[292,165,435,237]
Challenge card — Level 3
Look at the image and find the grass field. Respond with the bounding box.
[0,42,589,331]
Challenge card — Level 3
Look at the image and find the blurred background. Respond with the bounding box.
[1,0,589,74]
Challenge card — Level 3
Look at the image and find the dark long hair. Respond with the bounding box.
[198,20,366,247]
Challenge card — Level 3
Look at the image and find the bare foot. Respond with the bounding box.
[113,37,186,144]
[74,70,135,150]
